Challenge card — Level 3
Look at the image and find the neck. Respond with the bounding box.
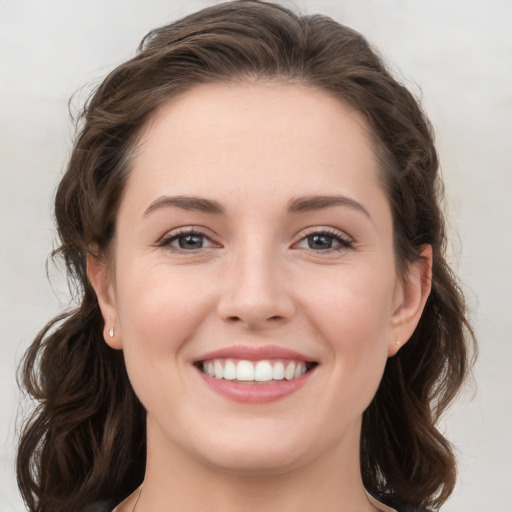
[129,417,377,512]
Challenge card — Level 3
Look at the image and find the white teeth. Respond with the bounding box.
[205,361,215,377]
[214,360,223,379]
[254,361,273,381]
[272,361,285,380]
[284,361,296,380]
[237,360,255,381]
[294,362,306,378]
[202,358,311,382]
[223,359,237,380]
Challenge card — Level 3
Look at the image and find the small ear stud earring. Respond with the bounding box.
[109,327,115,338]
[396,340,400,345]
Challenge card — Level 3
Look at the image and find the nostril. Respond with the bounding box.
[224,314,284,326]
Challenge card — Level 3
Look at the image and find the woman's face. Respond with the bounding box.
[91,82,429,474]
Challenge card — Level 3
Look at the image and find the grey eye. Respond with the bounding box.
[176,234,204,250]
[294,230,353,252]
[307,234,335,250]
[160,230,217,252]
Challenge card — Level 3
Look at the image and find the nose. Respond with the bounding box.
[216,246,296,330]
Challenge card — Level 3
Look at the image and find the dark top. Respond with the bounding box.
[85,496,429,512]
[83,502,115,512]
[380,496,429,512]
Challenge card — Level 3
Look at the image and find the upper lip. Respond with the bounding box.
[194,344,316,363]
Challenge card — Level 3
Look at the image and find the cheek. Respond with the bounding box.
[112,262,214,413]
[114,261,214,358]
[303,263,395,341]
[300,265,394,398]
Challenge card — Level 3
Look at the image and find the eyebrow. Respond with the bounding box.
[144,195,225,216]
[287,195,372,219]
[143,194,371,220]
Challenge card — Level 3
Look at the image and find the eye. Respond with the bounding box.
[158,229,218,252]
[295,229,353,252]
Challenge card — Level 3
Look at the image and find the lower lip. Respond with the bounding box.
[196,367,314,403]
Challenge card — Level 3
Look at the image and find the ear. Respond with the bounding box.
[87,253,123,350]
[388,245,432,356]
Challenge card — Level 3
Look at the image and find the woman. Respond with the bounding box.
[16,1,475,511]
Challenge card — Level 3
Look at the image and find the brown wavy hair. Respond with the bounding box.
[17,1,476,511]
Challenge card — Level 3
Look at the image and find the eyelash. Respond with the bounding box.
[157,227,353,253]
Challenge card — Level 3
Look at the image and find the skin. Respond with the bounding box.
[88,82,432,512]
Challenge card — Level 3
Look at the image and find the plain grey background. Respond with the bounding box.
[1,1,511,510]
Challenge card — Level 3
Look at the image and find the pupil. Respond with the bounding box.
[308,234,332,250]
[179,234,203,249]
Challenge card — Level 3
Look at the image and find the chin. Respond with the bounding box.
[184,419,333,476]
[198,443,308,475]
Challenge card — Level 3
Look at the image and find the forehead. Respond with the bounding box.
[126,82,384,210]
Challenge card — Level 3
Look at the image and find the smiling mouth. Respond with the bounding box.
[196,359,318,383]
